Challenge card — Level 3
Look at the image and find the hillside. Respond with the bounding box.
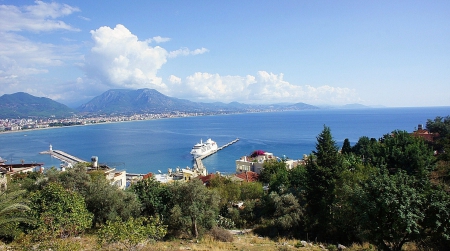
[0,92,75,118]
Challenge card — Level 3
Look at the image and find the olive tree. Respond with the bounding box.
[168,180,219,238]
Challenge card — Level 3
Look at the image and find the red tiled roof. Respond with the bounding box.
[235,171,259,182]
[142,172,153,179]
[198,173,215,185]
[411,129,437,142]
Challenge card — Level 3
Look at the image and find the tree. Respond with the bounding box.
[168,180,219,238]
[353,131,435,179]
[239,180,264,201]
[36,166,142,228]
[28,182,92,238]
[427,116,450,161]
[313,125,340,168]
[84,174,141,228]
[209,176,241,208]
[304,126,349,240]
[341,138,352,154]
[332,154,377,243]
[57,164,91,194]
[9,171,45,193]
[353,170,425,251]
[131,177,172,218]
[420,185,450,249]
[259,160,289,193]
[352,136,379,163]
[288,164,307,191]
[379,130,435,178]
[267,192,303,233]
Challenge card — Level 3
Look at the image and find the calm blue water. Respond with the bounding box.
[1,107,449,174]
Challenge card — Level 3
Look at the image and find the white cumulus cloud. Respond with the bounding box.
[83,24,168,90]
[82,24,210,91]
[167,71,359,105]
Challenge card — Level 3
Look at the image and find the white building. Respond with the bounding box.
[236,151,303,174]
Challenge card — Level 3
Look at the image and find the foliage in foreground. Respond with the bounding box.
[28,182,93,239]
[0,189,32,240]
[97,216,167,251]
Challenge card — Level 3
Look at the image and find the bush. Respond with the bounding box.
[97,216,167,250]
[209,227,234,242]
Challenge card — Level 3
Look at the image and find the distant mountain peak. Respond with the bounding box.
[0,92,74,118]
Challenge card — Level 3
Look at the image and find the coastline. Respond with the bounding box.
[2,106,449,136]
[0,114,197,135]
[0,110,259,136]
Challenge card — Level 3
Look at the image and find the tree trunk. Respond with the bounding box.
[191,217,198,238]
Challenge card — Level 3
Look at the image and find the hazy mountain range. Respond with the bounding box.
[78,89,320,114]
[0,89,321,118]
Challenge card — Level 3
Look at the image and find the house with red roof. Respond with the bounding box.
[411,124,437,142]
[235,171,259,182]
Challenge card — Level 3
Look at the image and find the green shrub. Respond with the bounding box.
[97,216,167,250]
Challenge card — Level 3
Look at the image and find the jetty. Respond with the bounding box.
[194,138,239,170]
[40,145,86,164]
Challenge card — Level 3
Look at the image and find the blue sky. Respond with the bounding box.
[1,0,449,107]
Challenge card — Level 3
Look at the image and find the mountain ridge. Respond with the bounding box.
[77,88,319,114]
[0,92,75,119]
[0,89,321,118]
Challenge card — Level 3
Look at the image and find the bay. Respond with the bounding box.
[1,107,449,174]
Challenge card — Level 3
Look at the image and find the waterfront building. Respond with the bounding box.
[235,150,303,174]
[235,151,275,174]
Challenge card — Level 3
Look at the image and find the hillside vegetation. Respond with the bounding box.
[1,115,450,251]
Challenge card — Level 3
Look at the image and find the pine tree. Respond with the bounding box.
[306,126,342,240]
[313,125,340,168]
[341,138,352,154]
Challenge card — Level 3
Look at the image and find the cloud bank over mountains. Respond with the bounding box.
[0,1,360,106]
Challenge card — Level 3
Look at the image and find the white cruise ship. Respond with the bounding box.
[190,138,218,158]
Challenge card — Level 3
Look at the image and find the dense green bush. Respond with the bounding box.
[28,182,92,238]
[97,216,167,250]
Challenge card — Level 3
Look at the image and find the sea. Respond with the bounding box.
[1,107,449,175]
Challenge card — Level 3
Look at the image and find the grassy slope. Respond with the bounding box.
[3,232,421,251]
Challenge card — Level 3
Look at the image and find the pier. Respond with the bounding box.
[40,145,86,164]
[194,138,239,170]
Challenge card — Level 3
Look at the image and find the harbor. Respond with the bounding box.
[35,138,241,184]
[194,138,239,170]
